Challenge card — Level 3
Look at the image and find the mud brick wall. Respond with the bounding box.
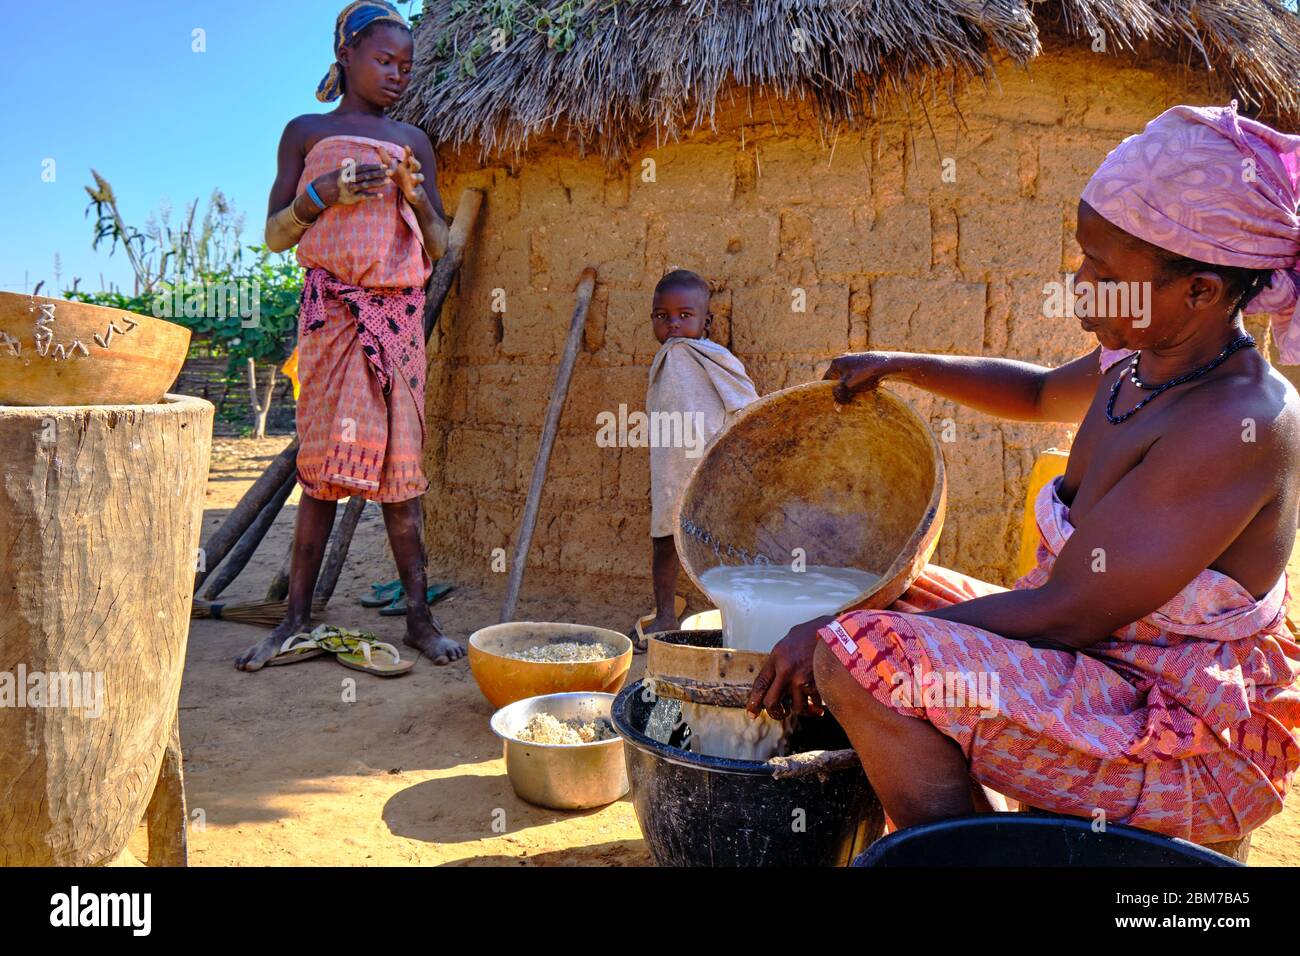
[424,44,1241,603]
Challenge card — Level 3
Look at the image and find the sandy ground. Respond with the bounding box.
[131,435,1300,866]
[128,435,651,867]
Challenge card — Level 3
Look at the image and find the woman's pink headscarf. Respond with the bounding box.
[1080,101,1300,363]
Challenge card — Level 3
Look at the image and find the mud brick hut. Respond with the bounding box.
[397,0,1300,601]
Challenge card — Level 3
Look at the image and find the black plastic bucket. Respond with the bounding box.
[612,679,884,866]
[854,813,1242,867]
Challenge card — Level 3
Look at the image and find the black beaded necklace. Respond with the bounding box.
[1105,334,1256,424]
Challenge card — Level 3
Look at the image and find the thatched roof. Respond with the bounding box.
[395,0,1300,160]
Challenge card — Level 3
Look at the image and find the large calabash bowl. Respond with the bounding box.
[0,292,191,406]
[675,380,946,617]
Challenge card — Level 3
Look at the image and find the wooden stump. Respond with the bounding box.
[0,394,212,865]
[145,717,188,867]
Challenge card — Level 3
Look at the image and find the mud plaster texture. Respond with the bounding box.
[423,44,1293,603]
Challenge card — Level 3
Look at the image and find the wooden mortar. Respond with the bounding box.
[0,395,212,865]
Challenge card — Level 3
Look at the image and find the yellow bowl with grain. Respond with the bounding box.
[468,622,633,709]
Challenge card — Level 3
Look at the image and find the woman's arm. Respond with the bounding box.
[824,347,1102,424]
[747,387,1280,718]
[264,118,390,252]
[265,119,315,252]
[922,395,1278,647]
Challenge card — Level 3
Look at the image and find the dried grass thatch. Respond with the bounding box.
[394,0,1300,160]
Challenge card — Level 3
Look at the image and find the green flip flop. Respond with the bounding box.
[312,626,414,678]
[359,579,403,608]
[264,631,329,667]
[378,583,454,616]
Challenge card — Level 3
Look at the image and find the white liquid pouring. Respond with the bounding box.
[684,564,881,761]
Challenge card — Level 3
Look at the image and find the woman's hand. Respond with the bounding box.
[822,351,899,403]
[313,163,390,207]
[745,615,834,721]
[390,145,428,206]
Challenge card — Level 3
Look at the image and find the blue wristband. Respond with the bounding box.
[305,182,327,211]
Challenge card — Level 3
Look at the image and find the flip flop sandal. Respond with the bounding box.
[332,639,415,677]
[630,595,689,654]
[264,632,329,667]
[359,579,403,607]
[315,629,415,678]
[377,583,455,616]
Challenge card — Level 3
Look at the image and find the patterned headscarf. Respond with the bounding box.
[316,1,409,103]
[1081,102,1300,362]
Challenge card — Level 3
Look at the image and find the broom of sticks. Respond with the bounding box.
[191,596,330,626]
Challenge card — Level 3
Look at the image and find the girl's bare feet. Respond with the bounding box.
[403,613,464,665]
[383,496,464,665]
[235,493,337,673]
[644,613,680,635]
[630,613,680,653]
[236,615,309,671]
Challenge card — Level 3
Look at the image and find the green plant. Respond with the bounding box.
[438,0,633,76]
[77,170,302,371]
[85,174,247,296]
[66,244,303,371]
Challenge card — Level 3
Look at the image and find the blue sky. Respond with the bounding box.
[0,0,423,295]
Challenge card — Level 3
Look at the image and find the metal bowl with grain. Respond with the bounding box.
[490,692,629,810]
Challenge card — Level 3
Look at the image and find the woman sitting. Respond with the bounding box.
[748,103,1300,844]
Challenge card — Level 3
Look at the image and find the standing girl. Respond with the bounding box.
[238,1,462,671]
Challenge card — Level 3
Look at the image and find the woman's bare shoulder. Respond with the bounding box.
[384,119,435,153]
[1175,359,1300,461]
[279,114,331,150]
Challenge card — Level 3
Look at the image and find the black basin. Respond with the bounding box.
[612,679,884,866]
[854,813,1243,867]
